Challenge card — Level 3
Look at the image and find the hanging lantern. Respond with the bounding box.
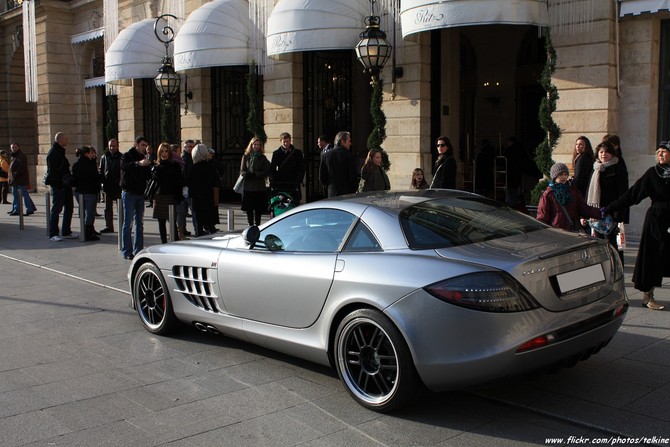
[153,14,180,101]
[154,56,180,98]
[355,2,392,80]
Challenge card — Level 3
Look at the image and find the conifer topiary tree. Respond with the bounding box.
[246,61,267,143]
[367,78,391,172]
[532,28,561,204]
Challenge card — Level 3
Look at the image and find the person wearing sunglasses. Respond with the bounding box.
[603,141,670,310]
[430,136,457,189]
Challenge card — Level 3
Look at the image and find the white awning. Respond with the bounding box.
[174,0,250,71]
[400,0,549,37]
[71,27,104,45]
[105,18,171,84]
[84,77,106,88]
[620,0,670,16]
[267,0,369,57]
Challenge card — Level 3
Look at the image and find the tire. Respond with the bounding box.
[334,308,419,411]
[133,263,179,335]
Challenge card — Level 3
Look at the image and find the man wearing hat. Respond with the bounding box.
[536,162,602,231]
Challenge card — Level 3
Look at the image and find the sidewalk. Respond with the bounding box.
[0,196,267,292]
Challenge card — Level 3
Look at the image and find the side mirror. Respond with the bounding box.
[242,225,260,249]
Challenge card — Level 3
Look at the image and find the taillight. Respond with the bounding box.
[517,334,556,353]
[425,272,540,312]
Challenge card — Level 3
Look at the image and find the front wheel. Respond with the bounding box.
[133,263,179,334]
[334,309,419,411]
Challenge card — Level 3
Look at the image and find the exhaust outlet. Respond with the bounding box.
[193,322,208,332]
[205,325,220,335]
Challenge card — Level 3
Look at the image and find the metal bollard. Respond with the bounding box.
[45,191,51,236]
[18,189,24,230]
[168,203,176,242]
[226,208,234,231]
[117,198,123,251]
[78,195,86,242]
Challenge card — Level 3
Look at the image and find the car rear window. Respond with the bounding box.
[399,197,546,249]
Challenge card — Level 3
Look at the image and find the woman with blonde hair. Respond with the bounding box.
[240,136,270,226]
[152,142,183,243]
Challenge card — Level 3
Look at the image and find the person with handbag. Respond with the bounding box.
[72,146,102,241]
[46,133,77,242]
[239,137,270,226]
[536,163,601,231]
[152,142,183,243]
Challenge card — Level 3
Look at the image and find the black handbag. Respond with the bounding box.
[144,178,158,201]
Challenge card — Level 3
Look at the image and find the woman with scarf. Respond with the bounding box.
[537,163,601,231]
[586,141,629,251]
[240,137,270,226]
[604,141,670,310]
[430,136,457,189]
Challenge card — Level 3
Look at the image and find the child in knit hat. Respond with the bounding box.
[536,162,602,231]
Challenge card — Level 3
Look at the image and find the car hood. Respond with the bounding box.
[435,228,619,311]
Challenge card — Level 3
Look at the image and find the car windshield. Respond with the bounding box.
[399,197,546,249]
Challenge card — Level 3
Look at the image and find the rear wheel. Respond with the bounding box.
[334,309,419,411]
[133,263,178,334]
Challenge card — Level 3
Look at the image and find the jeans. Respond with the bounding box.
[122,191,144,257]
[76,193,97,226]
[11,185,36,214]
[49,186,74,237]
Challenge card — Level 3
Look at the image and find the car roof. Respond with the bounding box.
[317,189,483,213]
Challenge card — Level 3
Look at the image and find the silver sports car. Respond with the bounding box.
[128,190,628,411]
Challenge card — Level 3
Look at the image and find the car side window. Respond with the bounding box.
[259,209,356,253]
[343,221,382,252]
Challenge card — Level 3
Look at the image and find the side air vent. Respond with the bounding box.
[169,266,222,313]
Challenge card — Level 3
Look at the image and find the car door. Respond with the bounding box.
[217,209,356,328]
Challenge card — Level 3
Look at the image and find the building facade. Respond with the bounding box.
[0,0,667,238]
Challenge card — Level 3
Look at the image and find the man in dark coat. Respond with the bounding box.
[319,131,358,197]
[120,136,151,259]
[46,132,77,241]
[98,138,122,233]
[8,142,37,216]
[269,132,305,203]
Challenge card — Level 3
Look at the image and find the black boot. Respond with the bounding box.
[84,225,100,241]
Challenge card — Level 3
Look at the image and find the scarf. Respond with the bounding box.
[549,181,571,205]
[656,163,670,179]
[586,157,619,207]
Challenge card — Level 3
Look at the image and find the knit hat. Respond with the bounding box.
[550,162,569,181]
